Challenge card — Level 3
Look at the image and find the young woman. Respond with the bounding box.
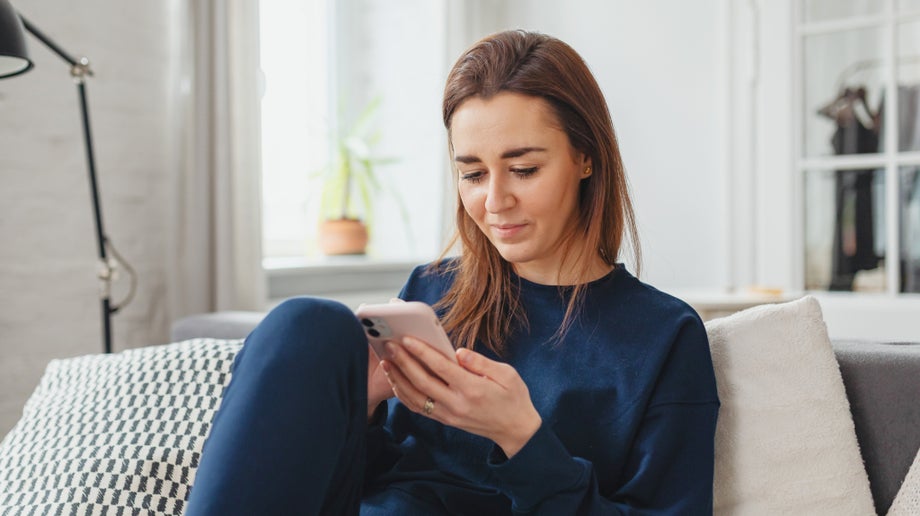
[186,30,719,515]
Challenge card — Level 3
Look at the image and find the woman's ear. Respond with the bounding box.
[581,156,593,178]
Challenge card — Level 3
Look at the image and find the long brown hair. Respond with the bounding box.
[435,30,640,354]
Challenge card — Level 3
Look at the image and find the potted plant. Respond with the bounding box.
[317,97,399,255]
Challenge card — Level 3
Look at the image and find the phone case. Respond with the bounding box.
[355,301,457,362]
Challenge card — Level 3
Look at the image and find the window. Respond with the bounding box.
[259,0,450,272]
[796,0,920,294]
[260,0,331,261]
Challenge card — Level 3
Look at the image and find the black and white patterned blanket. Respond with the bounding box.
[0,339,242,515]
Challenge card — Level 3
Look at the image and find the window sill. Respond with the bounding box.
[264,256,419,304]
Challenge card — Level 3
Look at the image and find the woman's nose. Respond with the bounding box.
[484,175,515,213]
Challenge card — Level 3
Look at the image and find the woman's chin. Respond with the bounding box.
[493,246,536,269]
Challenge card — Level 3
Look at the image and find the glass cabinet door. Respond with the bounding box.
[900,166,920,292]
[897,19,920,153]
[798,0,920,294]
[805,169,888,291]
[803,28,885,158]
[897,16,920,292]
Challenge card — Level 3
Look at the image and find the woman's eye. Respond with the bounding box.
[511,167,538,178]
[460,171,484,183]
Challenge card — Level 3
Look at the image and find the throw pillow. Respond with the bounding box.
[888,444,920,515]
[0,338,242,515]
[706,296,875,515]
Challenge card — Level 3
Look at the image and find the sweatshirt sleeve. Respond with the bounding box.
[365,401,388,462]
[487,317,720,515]
[364,401,402,487]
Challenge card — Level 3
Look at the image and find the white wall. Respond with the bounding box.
[500,0,730,289]
[0,1,178,436]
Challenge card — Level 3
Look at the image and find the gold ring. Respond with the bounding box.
[423,397,435,416]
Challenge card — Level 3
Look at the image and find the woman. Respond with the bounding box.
[186,30,719,515]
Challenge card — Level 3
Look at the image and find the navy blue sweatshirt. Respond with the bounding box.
[361,263,719,515]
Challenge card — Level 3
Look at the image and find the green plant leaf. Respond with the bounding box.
[357,169,374,226]
[349,96,382,138]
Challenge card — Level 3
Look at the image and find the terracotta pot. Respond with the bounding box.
[318,218,369,255]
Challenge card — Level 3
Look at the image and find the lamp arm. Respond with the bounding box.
[19,15,84,71]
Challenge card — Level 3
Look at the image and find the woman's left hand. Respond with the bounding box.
[381,337,542,458]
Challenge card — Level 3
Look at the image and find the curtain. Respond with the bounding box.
[167,0,266,321]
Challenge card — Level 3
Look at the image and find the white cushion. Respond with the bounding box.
[706,296,875,515]
[0,339,242,515]
[888,445,920,515]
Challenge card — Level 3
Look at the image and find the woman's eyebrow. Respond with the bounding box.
[454,146,548,164]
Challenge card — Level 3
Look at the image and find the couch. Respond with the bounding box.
[0,297,918,514]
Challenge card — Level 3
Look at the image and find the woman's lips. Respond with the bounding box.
[491,223,527,239]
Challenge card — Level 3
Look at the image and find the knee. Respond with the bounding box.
[268,296,356,329]
[245,297,366,364]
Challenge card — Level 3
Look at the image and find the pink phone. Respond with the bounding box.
[355,301,457,363]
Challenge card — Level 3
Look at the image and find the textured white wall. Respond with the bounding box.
[0,1,177,436]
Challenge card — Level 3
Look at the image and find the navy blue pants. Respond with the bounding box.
[185,297,370,515]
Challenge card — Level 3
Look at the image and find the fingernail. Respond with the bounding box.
[386,341,397,354]
[380,361,389,373]
[401,337,418,350]
[456,348,469,364]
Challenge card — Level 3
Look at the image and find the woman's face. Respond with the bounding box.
[450,91,590,283]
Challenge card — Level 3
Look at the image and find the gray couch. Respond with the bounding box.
[832,340,920,512]
[172,312,920,514]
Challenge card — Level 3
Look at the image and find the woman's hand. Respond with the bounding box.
[365,298,403,421]
[367,346,394,421]
[381,337,542,458]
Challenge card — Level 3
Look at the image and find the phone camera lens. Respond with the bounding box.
[360,318,374,327]
[367,328,380,337]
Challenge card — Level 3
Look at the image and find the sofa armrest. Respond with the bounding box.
[833,340,920,514]
[170,311,266,341]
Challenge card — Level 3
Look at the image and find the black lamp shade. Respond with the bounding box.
[0,0,32,79]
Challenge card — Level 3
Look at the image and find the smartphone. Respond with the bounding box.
[355,301,457,363]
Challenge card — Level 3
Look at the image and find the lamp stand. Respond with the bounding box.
[21,16,131,354]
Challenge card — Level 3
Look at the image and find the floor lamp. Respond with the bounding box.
[0,0,135,354]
